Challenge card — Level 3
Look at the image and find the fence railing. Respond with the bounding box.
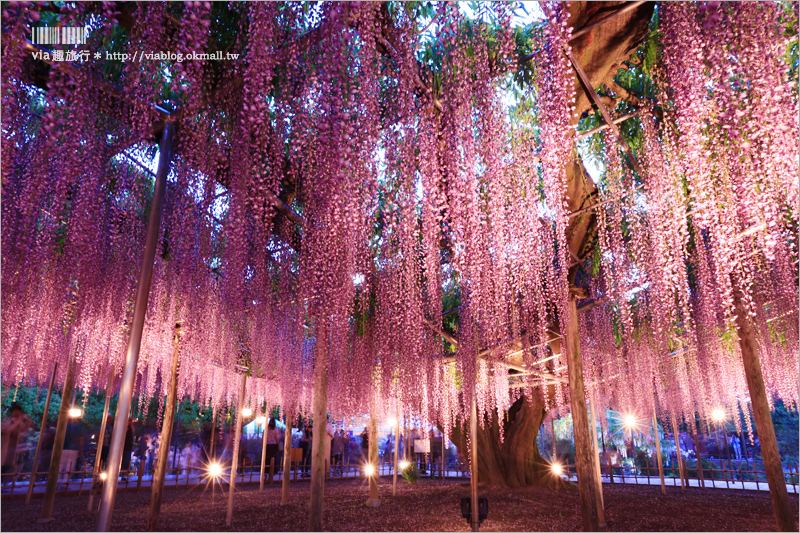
[0,452,473,498]
[558,459,800,494]
[11,453,793,498]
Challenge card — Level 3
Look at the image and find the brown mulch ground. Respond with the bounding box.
[2,477,797,531]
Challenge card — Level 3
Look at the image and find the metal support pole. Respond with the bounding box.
[564,290,599,531]
[88,365,116,511]
[392,413,399,496]
[309,327,329,531]
[260,413,268,492]
[281,411,292,505]
[652,410,666,494]
[27,363,58,505]
[226,372,247,527]
[96,119,175,532]
[734,287,796,531]
[147,329,182,531]
[441,427,446,480]
[172,403,182,469]
[366,412,380,506]
[40,352,75,520]
[671,413,685,490]
[588,393,605,527]
[470,393,479,532]
[209,407,217,460]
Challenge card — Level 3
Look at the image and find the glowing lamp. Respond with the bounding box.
[99,472,108,481]
[242,407,253,417]
[208,462,223,478]
[712,409,725,421]
[551,463,563,475]
[387,417,397,427]
[364,464,375,476]
[68,408,82,418]
[256,416,266,425]
[624,415,636,428]
[399,460,410,470]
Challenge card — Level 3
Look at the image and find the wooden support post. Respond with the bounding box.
[88,365,116,512]
[225,372,246,527]
[147,329,182,531]
[671,413,685,490]
[652,410,666,494]
[40,352,75,521]
[470,393,479,532]
[392,413,400,496]
[27,363,57,505]
[366,413,380,507]
[734,288,796,531]
[308,328,329,531]
[588,394,605,527]
[281,412,292,505]
[260,415,268,492]
[564,290,599,532]
[97,119,175,533]
[551,417,556,460]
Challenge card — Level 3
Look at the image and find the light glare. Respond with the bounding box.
[99,472,107,481]
[551,463,563,475]
[624,415,636,428]
[68,408,82,418]
[242,407,253,417]
[399,460,410,470]
[364,464,375,476]
[712,409,725,421]
[208,462,223,478]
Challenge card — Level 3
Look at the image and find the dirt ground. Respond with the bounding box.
[2,477,797,531]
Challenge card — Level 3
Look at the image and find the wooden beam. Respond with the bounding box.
[563,45,646,178]
[575,108,648,142]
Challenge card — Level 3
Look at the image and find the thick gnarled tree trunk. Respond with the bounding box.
[450,393,564,489]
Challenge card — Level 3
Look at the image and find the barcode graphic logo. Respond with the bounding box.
[30,26,88,46]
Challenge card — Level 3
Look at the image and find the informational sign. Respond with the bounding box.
[414,439,431,454]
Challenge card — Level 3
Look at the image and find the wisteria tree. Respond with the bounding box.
[1,2,797,513]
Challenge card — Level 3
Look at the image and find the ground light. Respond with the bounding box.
[68,408,82,418]
[399,460,410,470]
[363,464,375,476]
[99,472,107,481]
[208,462,223,478]
[551,463,563,475]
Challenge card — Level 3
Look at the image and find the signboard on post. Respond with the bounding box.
[414,439,431,454]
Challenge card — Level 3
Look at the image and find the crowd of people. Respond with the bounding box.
[2,401,464,486]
